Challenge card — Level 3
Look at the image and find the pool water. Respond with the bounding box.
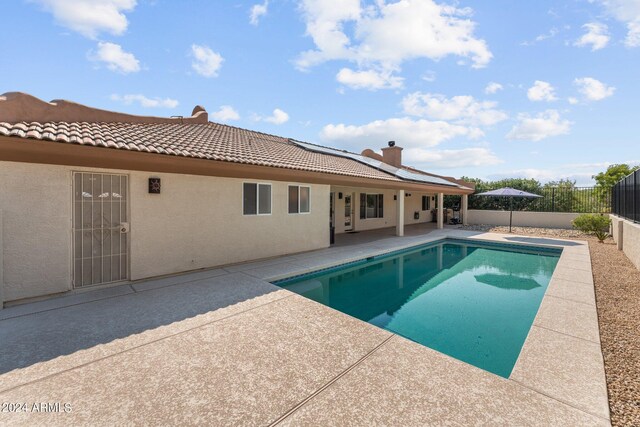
[275,239,560,378]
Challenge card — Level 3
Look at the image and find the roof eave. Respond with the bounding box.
[0,136,473,194]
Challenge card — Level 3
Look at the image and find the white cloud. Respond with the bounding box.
[90,42,140,73]
[484,82,503,94]
[574,22,610,50]
[591,0,640,47]
[191,44,224,78]
[250,1,268,25]
[336,68,403,90]
[527,80,558,102]
[574,77,615,101]
[568,97,579,105]
[521,27,559,46]
[296,0,492,72]
[110,94,178,108]
[401,92,508,126]
[535,27,559,42]
[421,70,437,82]
[506,110,572,141]
[33,0,136,39]
[256,108,289,124]
[321,117,482,149]
[405,147,502,168]
[627,20,640,46]
[211,105,240,122]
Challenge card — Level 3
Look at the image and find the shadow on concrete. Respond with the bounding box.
[334,222,440,247]
[0,273,279,375]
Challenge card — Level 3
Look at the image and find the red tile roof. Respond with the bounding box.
[0,120,403,182]
[0,92,470,189]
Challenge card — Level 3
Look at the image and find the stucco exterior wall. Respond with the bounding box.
[467,210,582,229]
[0,162,72,301]
[403,193,436,225]
[610,215,640,270]
[0,161,329,302]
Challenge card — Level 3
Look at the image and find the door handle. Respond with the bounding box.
[120,222,130,233]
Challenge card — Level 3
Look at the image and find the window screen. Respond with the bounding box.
[289,185,310,214]
[300,187,310,213]
[288,186,299,214]
[258,184,271,214]
[244,183,271,215]
[422,195,430,211]
[243,183,257,215]
[362,193,384,219]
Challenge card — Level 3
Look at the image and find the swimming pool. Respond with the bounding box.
[274,239,561,378]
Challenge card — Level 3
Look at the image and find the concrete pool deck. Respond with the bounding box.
[0,230,609,426]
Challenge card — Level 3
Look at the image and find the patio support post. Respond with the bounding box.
[461,194,468,226]
[437,193,444,229]
[396,189,405,236]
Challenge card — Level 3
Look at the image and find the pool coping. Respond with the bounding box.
[263,229,610,423]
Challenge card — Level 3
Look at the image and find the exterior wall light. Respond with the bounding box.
[149,177,161,194]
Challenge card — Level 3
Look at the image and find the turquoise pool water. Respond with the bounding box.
[275,239,561,378]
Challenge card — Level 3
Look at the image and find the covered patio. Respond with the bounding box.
[334,222,444,247]
[330,186,470,239]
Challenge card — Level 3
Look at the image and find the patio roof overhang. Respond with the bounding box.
[0,136,474,195]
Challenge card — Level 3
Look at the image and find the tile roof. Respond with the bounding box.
[0,121,404,182]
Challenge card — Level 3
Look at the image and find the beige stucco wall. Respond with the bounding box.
[331,187,434,234]
[0,161,329,302]
[0,162,72,301]
[467,210,582,229]
[404,193,436,225]
[610,214,640,270]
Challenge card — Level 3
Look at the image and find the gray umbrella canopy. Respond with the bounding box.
[475,187,543,198]
[475,187,542,232]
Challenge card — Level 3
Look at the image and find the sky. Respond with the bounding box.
[1,0,639,185]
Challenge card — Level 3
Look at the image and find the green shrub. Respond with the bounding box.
[572,214,611,242]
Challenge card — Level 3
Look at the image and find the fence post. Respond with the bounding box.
[634,171,638,222]
[551,187,555,212]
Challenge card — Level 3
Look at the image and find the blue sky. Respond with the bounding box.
[2,0,639,185]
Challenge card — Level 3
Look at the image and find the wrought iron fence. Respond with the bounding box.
[612,169,640,223]
[467,186,611,213]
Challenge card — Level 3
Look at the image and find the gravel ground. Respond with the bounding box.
[459,225,640,426]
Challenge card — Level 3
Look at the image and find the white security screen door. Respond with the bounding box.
[73,172,129,287]
[344,195,353,231]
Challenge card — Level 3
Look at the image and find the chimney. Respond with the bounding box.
[381,141,402,168]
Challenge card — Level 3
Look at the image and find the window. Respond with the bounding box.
[243,183,271,215]
[359,193,383,219]
[422,195,431,211]
[288,185,310,214]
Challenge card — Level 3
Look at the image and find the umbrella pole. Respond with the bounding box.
[509,197,513,233]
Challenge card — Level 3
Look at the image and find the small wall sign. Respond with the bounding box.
[148,177,161,194]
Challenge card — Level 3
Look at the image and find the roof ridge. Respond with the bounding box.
[0,92,208,125]
[205,121,292,142]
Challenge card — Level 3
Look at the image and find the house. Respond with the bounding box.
[0,92,474,305]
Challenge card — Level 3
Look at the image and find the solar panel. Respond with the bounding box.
[291,140,463,188]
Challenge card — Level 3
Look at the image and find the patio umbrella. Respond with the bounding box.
[475,187,542,232]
